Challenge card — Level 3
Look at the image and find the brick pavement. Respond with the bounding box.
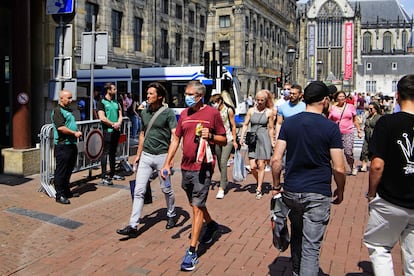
[0,157,403,275]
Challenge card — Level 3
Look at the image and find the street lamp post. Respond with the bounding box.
[286,48,296,83]
[316,60,323,81]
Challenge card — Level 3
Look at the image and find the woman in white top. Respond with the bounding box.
[210,92,238,199]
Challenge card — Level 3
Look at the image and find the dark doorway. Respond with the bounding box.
[0,2,12,173]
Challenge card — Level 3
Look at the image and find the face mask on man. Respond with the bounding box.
[185,95,198,107]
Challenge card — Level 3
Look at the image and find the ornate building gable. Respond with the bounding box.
[307,0,355,19]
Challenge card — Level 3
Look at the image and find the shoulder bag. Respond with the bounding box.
[245,110,265,147]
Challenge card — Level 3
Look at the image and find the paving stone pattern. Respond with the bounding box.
[0,155,403,275]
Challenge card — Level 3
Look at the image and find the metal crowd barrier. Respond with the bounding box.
[39,117,131,198]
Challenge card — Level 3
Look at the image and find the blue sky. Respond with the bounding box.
[400,0,414,17]
[297,0,414,18]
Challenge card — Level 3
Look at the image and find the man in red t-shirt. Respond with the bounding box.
[162,81,226,271]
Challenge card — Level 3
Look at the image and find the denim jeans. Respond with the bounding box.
[283,191,331,276]
[129,114,139,139]
[129,152,176,228]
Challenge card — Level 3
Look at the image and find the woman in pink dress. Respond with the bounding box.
[328,91,363,175]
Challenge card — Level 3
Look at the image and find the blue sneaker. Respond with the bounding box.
[180,250,198,271]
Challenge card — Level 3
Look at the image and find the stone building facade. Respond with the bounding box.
[356,0,413,96]
[296,0,413,95]
[73,0,209,69]
[71,0,297,97]
[0,0,296,173]
[205,0,297,97]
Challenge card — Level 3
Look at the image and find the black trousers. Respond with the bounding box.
[101,130,120,178]
[54,144,78,198]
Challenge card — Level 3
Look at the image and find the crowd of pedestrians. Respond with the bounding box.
[50,74,413,274]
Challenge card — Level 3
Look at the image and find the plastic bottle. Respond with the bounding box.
[163,169,171,188]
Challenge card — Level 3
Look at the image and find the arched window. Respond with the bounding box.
[383,31,392,53]
[255,80,258,96]
[402,30,408,51]
[363,31,372,53]
[247,79,251,96]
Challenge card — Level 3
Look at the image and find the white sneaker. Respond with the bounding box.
[256,190,263,200]
[265,165,271,172]
[216,189,225,199]
[227,159,234,167]
[352,168,358,176]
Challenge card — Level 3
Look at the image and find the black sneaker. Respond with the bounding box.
[116,225,139,238]
[201,221,219,244]
[166,217,176,229]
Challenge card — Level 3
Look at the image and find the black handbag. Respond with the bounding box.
[129,179,152,204]
[245,131,257,146]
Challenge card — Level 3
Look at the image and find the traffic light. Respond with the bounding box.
[276,77,282,88]
[203,52,210,78]
[211,60,217,79]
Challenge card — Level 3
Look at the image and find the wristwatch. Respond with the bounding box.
[365,192,375,202]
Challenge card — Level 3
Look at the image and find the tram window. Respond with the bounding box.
[117,81,128,93]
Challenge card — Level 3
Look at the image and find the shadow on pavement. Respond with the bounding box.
[71,182,98,196]
[345,260,374,276]
[197,223,232,258]
[0,174,33,186]
[268,256,329,276]
[119,207,191,241]
[268,256,292,276]
[232,182,273,195]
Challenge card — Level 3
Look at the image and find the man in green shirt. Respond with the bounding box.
[51,90,82,204]
[117,82,177,237]
[97,82,125,185]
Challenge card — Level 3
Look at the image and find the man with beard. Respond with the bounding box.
[275,84,306,138]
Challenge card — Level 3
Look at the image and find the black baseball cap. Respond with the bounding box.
[304,81,329,104]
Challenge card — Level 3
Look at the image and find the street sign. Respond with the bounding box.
[81,32,108,65]
[46,0,75,15]
[49,79,77,101]
[55,24,73,57]
[53,57,72,80]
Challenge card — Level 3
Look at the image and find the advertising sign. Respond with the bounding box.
[344,22,353,80]
[308,24,315,80]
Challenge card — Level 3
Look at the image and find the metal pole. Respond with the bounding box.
[89,15,96,120]
[58,16,64,88]
[212,43,218,91]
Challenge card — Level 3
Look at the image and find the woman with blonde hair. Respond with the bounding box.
[240,90,275,199]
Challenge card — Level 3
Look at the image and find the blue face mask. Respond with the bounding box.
[185,95,197,107]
